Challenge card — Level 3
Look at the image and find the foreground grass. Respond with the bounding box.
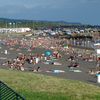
[0,69,100,100]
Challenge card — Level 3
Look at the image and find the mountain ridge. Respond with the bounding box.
[0,18,82,25]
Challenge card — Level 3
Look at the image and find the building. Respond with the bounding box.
[0,28,31,33]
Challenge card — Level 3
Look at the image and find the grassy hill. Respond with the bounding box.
[0,69,100,100]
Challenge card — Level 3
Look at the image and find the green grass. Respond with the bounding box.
[0,69,100,100]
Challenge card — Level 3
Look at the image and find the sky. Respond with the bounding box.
[0,0,100,25]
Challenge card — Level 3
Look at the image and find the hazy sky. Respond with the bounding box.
[0,0,100,25]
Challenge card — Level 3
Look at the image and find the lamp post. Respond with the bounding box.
[9,22,12,28]
[13,23,15,28]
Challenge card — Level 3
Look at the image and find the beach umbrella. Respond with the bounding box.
[45,50,52,56]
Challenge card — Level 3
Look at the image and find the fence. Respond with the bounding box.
[0,81,25,100]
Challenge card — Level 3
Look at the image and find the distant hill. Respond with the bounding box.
[0,18,100,29]
[0,18,33,23]
[0,18,81,25]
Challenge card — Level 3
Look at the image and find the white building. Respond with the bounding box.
[0,28,31,33]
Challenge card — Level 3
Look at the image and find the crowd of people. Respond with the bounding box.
[0,35,99,74]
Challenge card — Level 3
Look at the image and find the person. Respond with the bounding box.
[89,69,96,75]
[4,50,8,54]
[73,62,79,67]
[96,61,100,67]
[32,66,41,72]
[36,67,40,72]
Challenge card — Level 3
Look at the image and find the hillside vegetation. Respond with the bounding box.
[0,69,100,100]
